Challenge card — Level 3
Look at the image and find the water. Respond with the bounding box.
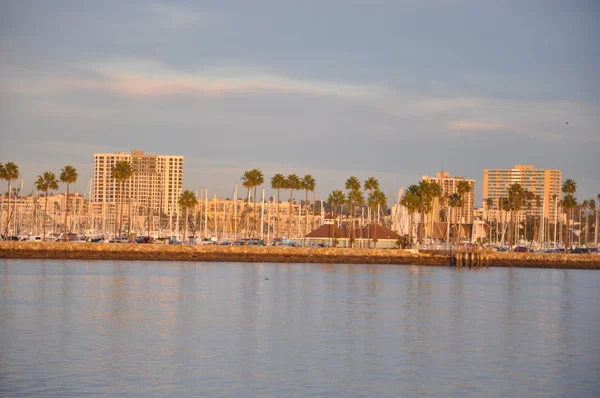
[1,260,599,397]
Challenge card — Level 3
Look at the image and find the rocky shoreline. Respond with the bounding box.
[1,242,599,269]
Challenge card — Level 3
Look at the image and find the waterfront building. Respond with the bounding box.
[422,171,476,224]
[92,150,184,220]
[482,165,562,223]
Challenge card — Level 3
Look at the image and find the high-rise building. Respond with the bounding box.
[422,171,476,223]
[92,150,183,217]
[482,164,562,223]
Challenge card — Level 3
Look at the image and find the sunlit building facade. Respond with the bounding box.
[92,150,183,217]
[482,164,562,223]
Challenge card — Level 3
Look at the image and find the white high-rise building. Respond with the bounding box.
[92,150,183,217]
[483,164,562,223]
[422,171,476,224]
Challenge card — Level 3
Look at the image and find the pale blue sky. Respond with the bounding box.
[1,0,598,204]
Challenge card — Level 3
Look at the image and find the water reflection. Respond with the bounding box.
[0,260,599,397]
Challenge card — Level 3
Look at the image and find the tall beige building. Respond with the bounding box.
[483,164,561,222]
[92,150,183,217]
[422,171,476,223]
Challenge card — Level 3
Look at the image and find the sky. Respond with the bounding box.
[1,0,599,205]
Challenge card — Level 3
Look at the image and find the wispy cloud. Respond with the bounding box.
[447,120,565,141]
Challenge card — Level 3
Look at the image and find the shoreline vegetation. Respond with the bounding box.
[1,242,599,269]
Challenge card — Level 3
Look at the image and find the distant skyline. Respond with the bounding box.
[1,0,598,204]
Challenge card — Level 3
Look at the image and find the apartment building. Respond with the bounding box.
[92,150,183,217]
[422,171,476,224]
[482,164,562,223]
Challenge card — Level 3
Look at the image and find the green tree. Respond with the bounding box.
[1,162,20,236]
[523,190,535,243]
[178,190,198,243]
[345,176,362,248]
[241,169,264,238]
[562,179,577,248]
[301,174,316,246]
[368,189,387,248]
[582,200,589,245]
[447,193,462,244]
[456,179,472,242]
[327,189,345,247]
[415,181,434,244]
[428,182,443,243]
[0,163,5,235]
[592,193,600,246]
[363,177,379,222]
[401,186,421,247]
[60,165,78,240]
[507,183,525,247]
[561,194,578,248]
[285,174,301,238]
[111,161,133,237]
[35,172,60,241]
[271,173,286,238]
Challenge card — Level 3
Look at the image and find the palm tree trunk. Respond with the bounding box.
[585,211,589,245]
[276,189,280,239]
[184,207,189,243]
[6,180,11,236]
[409,212,413,247]
[119,181,125,236]
[288,190,293,238]
[245,187,251,240]
[253,186,258,239]
[311,193,316,235]
[43,191,48,241]
[303,190,308,246]
[595,209,598,246]
[64,183,70,240]
[446,206,451,246]
[351,202,356,248]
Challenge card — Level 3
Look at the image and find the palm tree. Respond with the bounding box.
[428,182,443,243]
[363,177,379,223]
[285,174,301,238]
[485,197,494,242]
[1,162,20,236]
[111,161,133,237]
[562,179,577,248]
[416,180,434,244]
[401,187,421,247]
[534,195,542,244]
[592,193,600,246]
[507,183,524,247]
[447,193,462,244]
[301,175,316,246]
[345,177,362,248]
[327,189,345,247]
[0,163,5,234]
[499,197,511,246]
[582,200,589,245]
[35,172,59,241]
[456,180,472,242]
[523,190,535,243]
[368,189,387,248]
[178,190,198,243]
[562,194,578,249]
[59,165,78,240]
[271,174,285,238]
[241,169,264,238]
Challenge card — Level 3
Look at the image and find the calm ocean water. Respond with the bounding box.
[1,260,599,397]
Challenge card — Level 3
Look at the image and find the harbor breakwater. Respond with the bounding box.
[1,242,600,269]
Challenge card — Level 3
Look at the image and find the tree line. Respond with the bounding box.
[1,162,78,241]
[2,160,599,248]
